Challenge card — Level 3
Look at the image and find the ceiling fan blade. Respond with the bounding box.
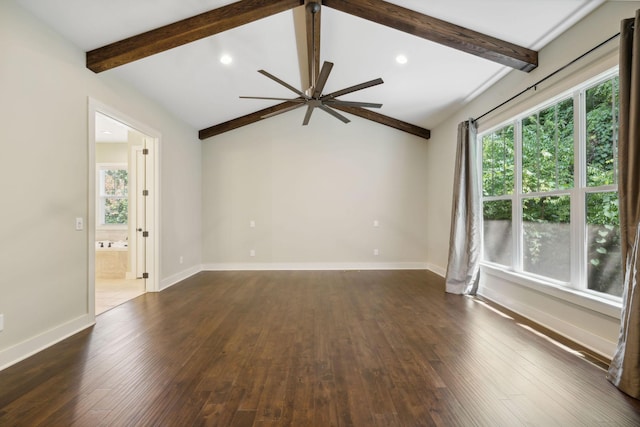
[240,96,306,102]
[302,105,315,126]
[322,78,384,100]
[258,69,309,98]
[261,102,305,119]
[312,61,334,98]
[319,105,350,123]
[324,99,383,109]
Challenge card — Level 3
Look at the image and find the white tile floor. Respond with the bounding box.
[95,278,145,315]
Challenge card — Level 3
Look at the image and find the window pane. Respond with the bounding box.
[586,192,622,296]
[102,169,128,197]
[522,99,574,193]
[522,196,571,282]
[483,200,512,266]
[586,77,619,187]
[482,125,514,196]
[104,198,128,224]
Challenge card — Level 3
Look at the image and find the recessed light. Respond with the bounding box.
[396,54,408,65]
[220,54,233,65]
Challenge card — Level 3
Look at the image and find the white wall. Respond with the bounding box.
[425,1,640,357]
[201,109,429,269]
[0,0,202,369]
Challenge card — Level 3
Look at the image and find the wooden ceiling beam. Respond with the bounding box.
[330,105,431,140]
[321,0,538,72]
[199,101,302,140]
[200,103,431,140]
[87,0,303,73]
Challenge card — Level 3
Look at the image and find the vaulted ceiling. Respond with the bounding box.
[18,0,605,140]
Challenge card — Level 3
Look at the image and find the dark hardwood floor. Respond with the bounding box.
[1,270,640,426]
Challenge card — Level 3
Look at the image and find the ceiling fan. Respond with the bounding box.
[240,61,384,125]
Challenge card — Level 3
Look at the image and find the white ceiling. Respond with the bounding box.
[17,0,605,136]
[95,112,130,143]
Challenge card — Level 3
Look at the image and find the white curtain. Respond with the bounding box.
[445,120,481,295]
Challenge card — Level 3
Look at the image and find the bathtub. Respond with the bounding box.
[96,241,129,279]
[96,240,128,250]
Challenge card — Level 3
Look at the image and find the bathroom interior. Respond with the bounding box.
[95,112,146,314]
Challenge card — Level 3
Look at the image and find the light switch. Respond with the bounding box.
[75,217,84,231]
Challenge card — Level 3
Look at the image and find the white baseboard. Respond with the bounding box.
[159,264,202,291]
[479,286,617,359]
[202,262,429,271]
[426,263,446,278]
[0,314,94,372]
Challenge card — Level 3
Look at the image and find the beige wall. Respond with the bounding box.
[0,0,202,368]
[96,142,128,164]
[425,1,640,357]
[201,109,429,268]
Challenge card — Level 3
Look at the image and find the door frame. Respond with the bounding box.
[88,98,161,319]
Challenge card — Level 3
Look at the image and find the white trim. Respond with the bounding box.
[88,98,161,303]
[0,315,94,371]
[159,265,202,291]
[426,263,446,278]
[529,1,606,51]
[481,264,621,318]
[148,136,161,293]
[479,284,617,359]
[203,262,430,271]
[96,162,128,228]
[479,68,622,300]
[88,100,97,320]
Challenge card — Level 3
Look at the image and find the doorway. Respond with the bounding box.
[88,100,159,317]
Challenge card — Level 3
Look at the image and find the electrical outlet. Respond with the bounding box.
[0,314,4,332]
[373,249,379,256]
[179,256,184,264]
[249,220,256,228]
[250,249,256,257]
[373,220,379,227]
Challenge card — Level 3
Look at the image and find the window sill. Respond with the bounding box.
[96,224,128,231]
[480,262,622,319]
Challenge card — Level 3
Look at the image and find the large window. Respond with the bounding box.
[480,70,621,299]
[97,164,128,227]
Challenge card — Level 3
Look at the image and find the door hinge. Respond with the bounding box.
[142,189,149,196]
[142,148,149,155]
[142,231,149,237]
[142,272,149,279]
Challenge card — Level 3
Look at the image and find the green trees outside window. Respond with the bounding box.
[522,98,574,193]
[99,167,128,226]
[585,77,621,296]
[480,72,621,298]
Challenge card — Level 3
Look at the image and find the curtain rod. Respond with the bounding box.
[473,32,621,123]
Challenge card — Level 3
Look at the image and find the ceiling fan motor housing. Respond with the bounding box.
[307,2,321,14]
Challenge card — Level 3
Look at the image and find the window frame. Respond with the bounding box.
[96,163,128,229]
[479,67,621,306]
